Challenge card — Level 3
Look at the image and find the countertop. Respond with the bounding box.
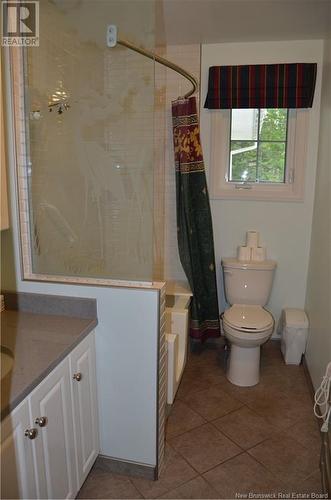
[1,294,98,421]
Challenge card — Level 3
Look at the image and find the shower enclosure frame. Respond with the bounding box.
[4,45,165,291]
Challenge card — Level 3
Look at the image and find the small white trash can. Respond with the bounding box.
[280,308,309,365]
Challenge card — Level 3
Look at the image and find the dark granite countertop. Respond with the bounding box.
[1,293,98,420]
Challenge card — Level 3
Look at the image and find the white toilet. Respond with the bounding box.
[222,258,277,387]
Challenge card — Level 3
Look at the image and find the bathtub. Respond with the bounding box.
[165,282,192,404]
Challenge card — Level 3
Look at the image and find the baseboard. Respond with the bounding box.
[96,454,157,480]
[302,355,317,403]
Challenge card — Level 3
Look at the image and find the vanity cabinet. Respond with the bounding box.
[0,399,38,499]
[29,358,77,499]
[70,334,99,487]
[1,331,99,499]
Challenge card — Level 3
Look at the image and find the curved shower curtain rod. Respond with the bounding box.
[107,25,198,99]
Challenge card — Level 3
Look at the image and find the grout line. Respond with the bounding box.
[168,421,245,475]
[165,418,207,441]
[207,404,246,424]
[182,400,245,423]
[208,420,247,453]
[199,450,246,477]
[166,420,209,443]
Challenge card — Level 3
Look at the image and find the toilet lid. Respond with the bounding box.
[224,305,273,332]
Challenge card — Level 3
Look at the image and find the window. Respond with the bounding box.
[209,108,309,201]
[229,109,288,184]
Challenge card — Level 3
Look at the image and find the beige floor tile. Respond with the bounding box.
[260,341,283,363]
[246,390,312,430]
[213,406,276,449]
[284,416,322,455]
[260,363,311,396]
[77,466,142,499]
[169,423,241,474]
[288,468,323,495]
[186,347,224,368]
[166,400,206,439]
[159,476,219,499]
[176,365,226,400]
[131,444,197,499]
[203,452,284,499]
[217,377,267,405]
[77,340,321,500]
[248,435,320,484]
[180,384,243,421]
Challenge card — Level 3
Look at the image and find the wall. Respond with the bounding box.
[200,40,323,334]
[305,37,331,389]
[162,0,330,46]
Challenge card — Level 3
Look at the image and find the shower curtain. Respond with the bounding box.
[172,96,220,342]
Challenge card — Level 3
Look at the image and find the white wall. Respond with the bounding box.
[162,1,330,46]
[305,37,331,389]
[200,40,323,334]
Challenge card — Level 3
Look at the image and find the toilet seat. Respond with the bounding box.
[223,304,274,333]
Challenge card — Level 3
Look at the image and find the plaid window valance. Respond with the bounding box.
[204,63,317,109]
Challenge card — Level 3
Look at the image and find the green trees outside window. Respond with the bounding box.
[230,109,288,183]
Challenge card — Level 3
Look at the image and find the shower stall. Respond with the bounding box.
[12,0,197,288]
[21,0,159,283]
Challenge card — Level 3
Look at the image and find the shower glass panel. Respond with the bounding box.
[24,0,156,281]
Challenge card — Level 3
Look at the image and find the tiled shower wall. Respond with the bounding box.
[25,0,157,282]
[12,0,201,286]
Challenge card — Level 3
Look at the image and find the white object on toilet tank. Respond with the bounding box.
[251,247,267,261]
[246,231,259,248]
[237,246,251,261]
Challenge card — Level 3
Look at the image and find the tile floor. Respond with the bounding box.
[77,341,323,499]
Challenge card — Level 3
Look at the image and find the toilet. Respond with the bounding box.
[222,258,277,387]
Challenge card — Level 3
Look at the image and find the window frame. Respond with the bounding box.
[209,108,309,201]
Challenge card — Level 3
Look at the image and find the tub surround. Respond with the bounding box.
[1,292,97,420]
[165,286,191,404]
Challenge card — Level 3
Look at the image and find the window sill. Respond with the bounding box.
[209,183,305,202]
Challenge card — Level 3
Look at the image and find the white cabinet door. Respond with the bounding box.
[29,358,77,500]
[1,399,37,499]
[70,332,99,489]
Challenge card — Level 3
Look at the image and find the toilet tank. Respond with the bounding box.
[222,258,277,306]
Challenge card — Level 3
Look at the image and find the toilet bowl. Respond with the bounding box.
[222,258,277,387]
[223,304,274,386]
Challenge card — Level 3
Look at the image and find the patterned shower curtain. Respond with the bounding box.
[172,96,220,342]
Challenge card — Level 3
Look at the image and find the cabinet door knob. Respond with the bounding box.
[35,416,47,427]
[25,428,38,440]
[73,372,82,382]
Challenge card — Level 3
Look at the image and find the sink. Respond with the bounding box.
[1,346,14,379]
